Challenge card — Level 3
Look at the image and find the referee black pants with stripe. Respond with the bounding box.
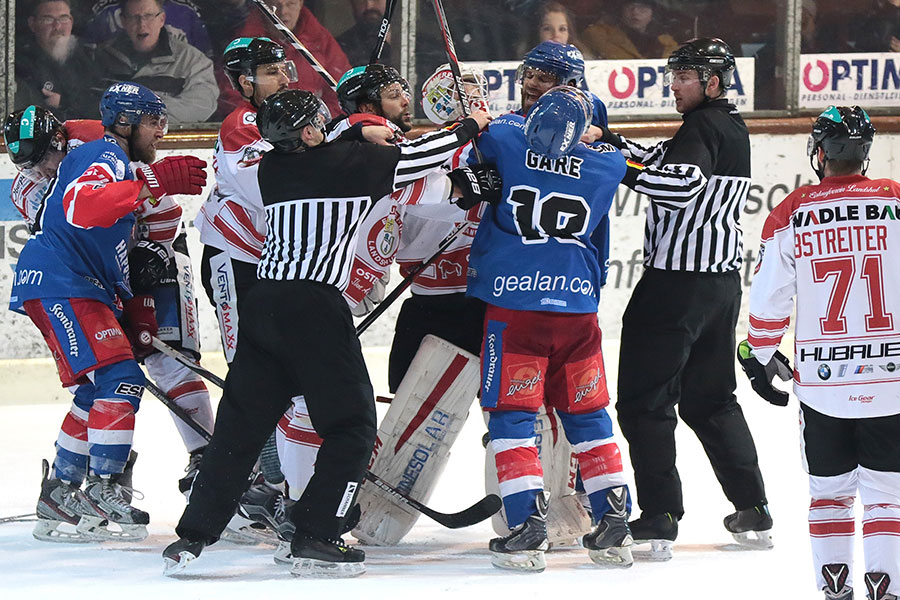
[177,279,377,542]
[616,267,767,520]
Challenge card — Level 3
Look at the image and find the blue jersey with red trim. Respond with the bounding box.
[10,135,142,313]
[466,113,625,313]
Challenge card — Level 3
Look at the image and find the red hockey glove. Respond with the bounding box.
[122,295,158,360]
[136,156,207,198]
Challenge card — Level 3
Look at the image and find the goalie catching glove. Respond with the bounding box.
[136,155,208,198]
[736,340,792,407]
[448,165,502,210]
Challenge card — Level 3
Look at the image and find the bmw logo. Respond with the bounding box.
[818,364,831,380]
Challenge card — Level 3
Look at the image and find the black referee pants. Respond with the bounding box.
[176,279,377,542]
[616,267,766,519]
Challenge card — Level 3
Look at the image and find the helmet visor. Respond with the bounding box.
[246,60,299,85]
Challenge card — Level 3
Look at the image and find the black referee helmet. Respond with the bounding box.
[666,38,736,93]
[257,89,329,152]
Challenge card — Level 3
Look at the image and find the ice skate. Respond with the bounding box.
[582,487,633,568]
[238,480,295,540]
[76,473,149,541]
[32,459,97,543]
[822,564,853,600]
[865,572,897,600]
[162,536,207,576]
[177,448,204,501]
[629,512,678,561]
[289,532,366,578]
[274,503,359,566]
[490,493,550,573]
[723,503,773,550]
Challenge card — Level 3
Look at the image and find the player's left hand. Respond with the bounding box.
[122,295,158,361]
[448,165,502,210]
[736,340,792,406]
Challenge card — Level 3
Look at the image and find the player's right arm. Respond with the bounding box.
[746,193,799,364]
[62,158,149,229]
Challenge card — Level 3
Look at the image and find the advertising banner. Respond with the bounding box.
[800,52,900,108]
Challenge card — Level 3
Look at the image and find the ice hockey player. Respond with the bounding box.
[3,105,215,505]
[7,82,207,542]
[466,86,632,573]
[162,89,491,578]
[739,106,899,600]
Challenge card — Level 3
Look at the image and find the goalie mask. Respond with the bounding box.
[807,105,875,180]
[3,105,64,175]
[421,63,490,125]
[257,89,331,153]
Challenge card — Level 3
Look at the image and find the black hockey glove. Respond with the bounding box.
[448,165,503,210]
[598,126,625,149]
[736,340,793,407]
[129,240,171,295]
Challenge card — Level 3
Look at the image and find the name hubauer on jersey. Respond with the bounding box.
[748,174,900,418]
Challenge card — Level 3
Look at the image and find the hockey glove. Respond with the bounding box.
[136,156,208,198]
[122,295,158,360]
[448,165,503,210]
[351,271,390,317]
[128,240,172,295]
[736,340,793,407]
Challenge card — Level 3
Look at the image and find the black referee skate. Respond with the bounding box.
[582,487,633,568]
[489,493,550,573]
[274,503,361,566]
[162,537,207,576]
[629,512,678,561]
[723,503,773,550]
[822,563,853,600]
[33,459,97,543]
[289,532,366,578]
[865,572,897,600]
[177,448,204,500]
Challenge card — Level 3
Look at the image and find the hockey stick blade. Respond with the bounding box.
[150,336,226,388]
[364,471,501,528]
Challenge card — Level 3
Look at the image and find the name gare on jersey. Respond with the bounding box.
[525,149,583,179]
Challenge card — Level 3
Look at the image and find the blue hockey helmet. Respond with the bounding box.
[517,40,585,88]
[524,86,592,159]
[100,82,168,130]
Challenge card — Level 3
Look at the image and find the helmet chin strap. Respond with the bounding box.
[810,153,826,182]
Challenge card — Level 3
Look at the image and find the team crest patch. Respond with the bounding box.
[366,215,401,267]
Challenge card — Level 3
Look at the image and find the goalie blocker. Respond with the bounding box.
[353,335,480,545]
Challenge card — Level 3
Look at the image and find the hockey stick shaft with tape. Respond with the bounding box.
[150,336,226,388]
[249,0,338,90]
[145,375,499,527]
[369,0,399,64]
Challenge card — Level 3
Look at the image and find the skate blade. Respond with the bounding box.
[490,550,547,573]
[32,519,97,543]
[221,514,276,545]
[730,529,774,550]
[273,541,292,566]
[290,558,366,578]
[631,539,673,561]
[76,515,148,542]
[588,544,634,568]
[163,551,198,576]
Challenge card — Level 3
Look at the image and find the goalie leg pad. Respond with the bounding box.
[353,335,479,546]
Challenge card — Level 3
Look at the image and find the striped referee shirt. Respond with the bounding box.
[618,99,751,272]
[256,119,480,289]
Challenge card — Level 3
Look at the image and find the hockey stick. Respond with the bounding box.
[369,0,399,64]
[150,336,226,388]
[355,220,468,335]
[0,513,37,524]
[249,0,338,90]
[145,375,500,528]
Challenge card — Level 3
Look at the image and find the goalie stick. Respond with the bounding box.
[369,0,399,64]
[249,0,338,90]
[144,369,500,529]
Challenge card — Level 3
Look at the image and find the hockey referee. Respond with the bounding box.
[164,89,491,578]
[596,38,771,557]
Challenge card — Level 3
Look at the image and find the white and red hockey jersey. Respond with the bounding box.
[748,174,900,418]
[9,119,105,227]
[196,103,271,263]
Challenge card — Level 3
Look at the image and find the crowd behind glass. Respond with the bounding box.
[11,0,899,125]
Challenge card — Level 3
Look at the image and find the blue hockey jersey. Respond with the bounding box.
[467,113,625,313]
[10,135,145,313]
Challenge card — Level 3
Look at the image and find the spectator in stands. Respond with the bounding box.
[337,0,392,68]
[534,1,593,58]
[583,0,680,59]
[94,0,218,123]
[85,0,213,57]
[236,0,350,116]
[852,0,900,52]
[193,0,250,58]
[15,0,102,120]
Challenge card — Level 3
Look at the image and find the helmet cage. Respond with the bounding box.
[421,63,489,124]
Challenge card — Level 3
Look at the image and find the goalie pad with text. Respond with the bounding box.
[353,335,479,545]
[485,406,593,544]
